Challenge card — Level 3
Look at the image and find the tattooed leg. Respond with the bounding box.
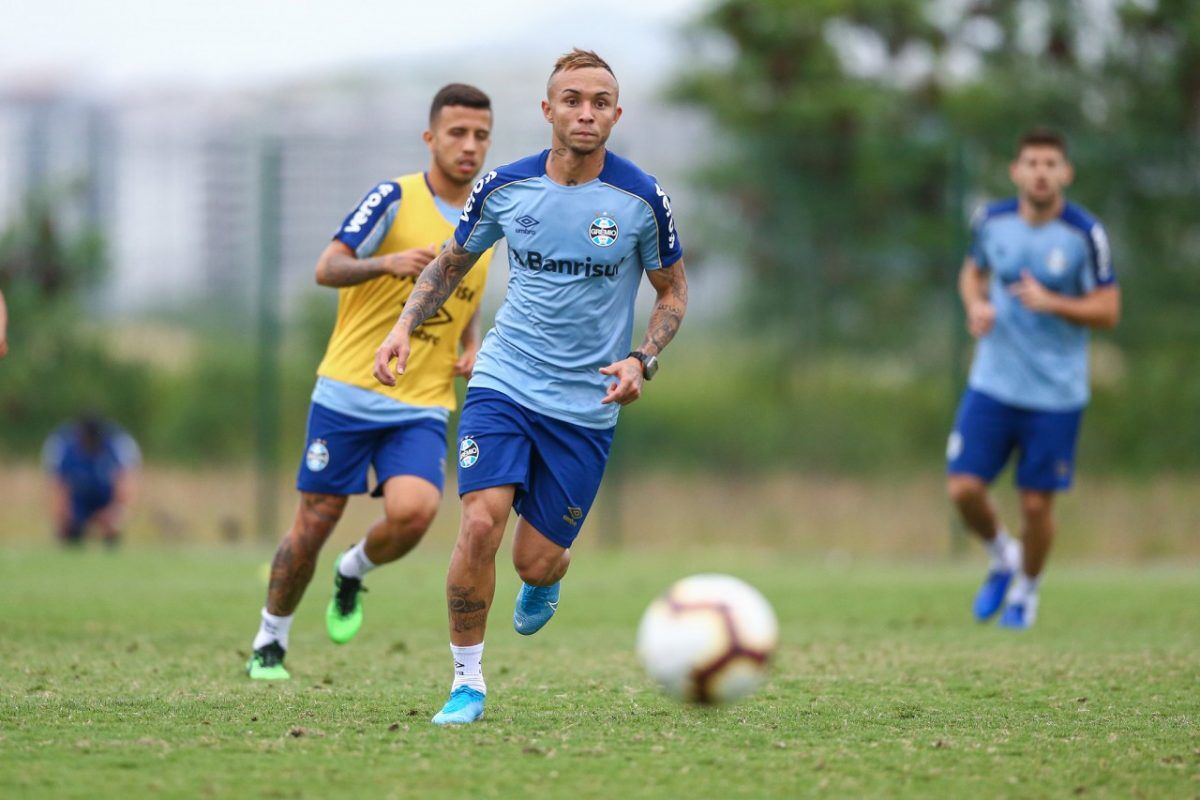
[266,492,348,616]
[445,486,515,646]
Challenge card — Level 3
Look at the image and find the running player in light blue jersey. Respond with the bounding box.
[947,129,1121,630]
[374,49,689,724]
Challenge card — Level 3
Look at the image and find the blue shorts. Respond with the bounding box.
[947,389,1083,492]
[69,489,114,527]
[296,403,448,495]
[456,388,615,548]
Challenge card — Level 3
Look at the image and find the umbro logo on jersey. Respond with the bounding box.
[515,214,540,234]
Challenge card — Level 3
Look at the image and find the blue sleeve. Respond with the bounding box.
[454,170,506,253]
[332,181,402,258]
[968,205,988,269]
[112,432,142,469]
[42,431,67,474]
[1083,220,1116,289]
[639,180,683,270]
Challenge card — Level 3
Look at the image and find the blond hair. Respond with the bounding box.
[547,49,616,93]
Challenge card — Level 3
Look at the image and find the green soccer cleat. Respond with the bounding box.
[246,641,291,680]
[326,552,367,644]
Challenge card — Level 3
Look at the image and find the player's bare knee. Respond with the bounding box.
[458,508,504,563]
[296,493,346,545]
[947,475,986,506]
[384,501,437,538]
[1019,491,1054,520]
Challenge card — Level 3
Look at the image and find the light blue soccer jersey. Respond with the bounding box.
[967,198,1116,411]
[455,149,682,429]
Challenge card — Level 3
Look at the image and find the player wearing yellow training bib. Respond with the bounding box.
[245,84,496,681]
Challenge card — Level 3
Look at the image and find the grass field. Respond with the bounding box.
[1,545,1197,799]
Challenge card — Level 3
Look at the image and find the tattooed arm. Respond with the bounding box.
[315,241,436,287]
[600,259,689,406]
[373,241,483,385]
[638,259,689,357]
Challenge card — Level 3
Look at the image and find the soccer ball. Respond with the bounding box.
[636,573,779,703]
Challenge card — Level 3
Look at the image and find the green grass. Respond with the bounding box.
[1,546,1197,798]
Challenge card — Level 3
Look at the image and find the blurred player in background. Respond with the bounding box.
[947,128,1121,630]
[245,84,497,680]
[43,413,141,547]
[375,49,689,724]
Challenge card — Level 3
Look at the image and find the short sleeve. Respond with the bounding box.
[638,181,683,271]
[42,431,66,474]
[113,433,142,469]
[1083,221,1116,289]
[968,205,988,269]
[454,170,506,253]
[332,181,402,258]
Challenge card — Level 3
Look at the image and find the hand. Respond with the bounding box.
[965,300,995,338]
[373,327,412,386]
[599,357,645,406]
[95,502,127,532]
[453,343,480,378]
[0,334,7,359]
[1010,270,1058,313]
[384,247,437,279]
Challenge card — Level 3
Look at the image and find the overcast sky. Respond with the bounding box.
[2,0,708,92]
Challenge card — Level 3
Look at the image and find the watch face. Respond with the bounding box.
[643,356,659,379]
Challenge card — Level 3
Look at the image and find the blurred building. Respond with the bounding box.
[0,82,113,242]
[1,51,714,319]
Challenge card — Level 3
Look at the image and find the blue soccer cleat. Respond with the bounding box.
[513,581,560,635]
[973,569,1014,622]
[431,686,486,725]
[998,595,1038,630]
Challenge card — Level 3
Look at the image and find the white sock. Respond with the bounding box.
[1009,572,1041,603]
[338,539,377,579]
[450,642,486,694]
[986,529,1019,571]
[253,608,294,651]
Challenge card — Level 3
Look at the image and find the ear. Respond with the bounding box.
[422,129,434,146]
[1062,161,1075,188]
[1008,159,1019,184]
[612,105,623,126]
[541,99,553,123]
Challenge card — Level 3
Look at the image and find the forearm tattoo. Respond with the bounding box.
[399,243,480,331]
[641,267,689,355]
[321,253,390,287]
[266,493,347,615]
[447,584,488,633]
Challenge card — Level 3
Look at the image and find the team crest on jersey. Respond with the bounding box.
[306,439,330,472]
[589,215,618,247]
[459,437,480,469]
[1046,247,1067,276]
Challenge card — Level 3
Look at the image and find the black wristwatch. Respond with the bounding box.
[628,350,659,381]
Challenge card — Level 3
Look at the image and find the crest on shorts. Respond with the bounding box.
[459,437,480,469]
[946,431,963,462]
[306,439,330,472]
[589,215,618,247]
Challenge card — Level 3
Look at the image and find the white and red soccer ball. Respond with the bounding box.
[636,574,779,703]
